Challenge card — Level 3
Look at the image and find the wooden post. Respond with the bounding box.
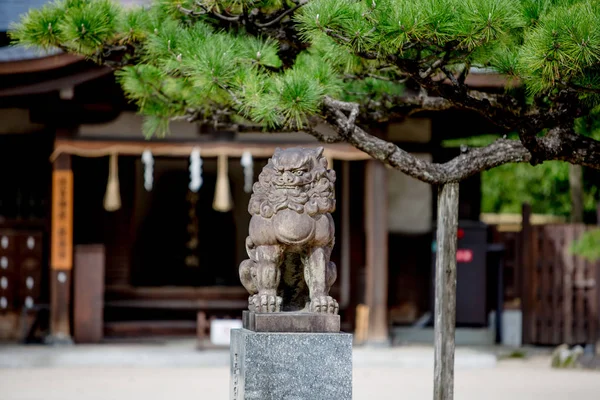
[433,183,459,400]
[73,244,105,343]
[364,160,389,345]
[47,153,74,344]
[340,161,351,309]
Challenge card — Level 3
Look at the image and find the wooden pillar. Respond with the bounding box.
[47,153,74,344]
[74,244,105,343]
[433,182,459,400]
[364,160,389,344]
[339,161,351,309]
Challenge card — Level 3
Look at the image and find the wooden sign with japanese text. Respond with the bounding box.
[51,170,73,270]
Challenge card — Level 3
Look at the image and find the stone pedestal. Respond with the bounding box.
[230,328,352,400]
[242,310,340,333]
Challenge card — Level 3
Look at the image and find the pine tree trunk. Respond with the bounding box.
[569,164,584,223]
[434,183,459,400]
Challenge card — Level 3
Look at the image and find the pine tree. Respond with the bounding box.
[9,0,600,184]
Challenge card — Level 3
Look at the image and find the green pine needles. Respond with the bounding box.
[9,0,600,138]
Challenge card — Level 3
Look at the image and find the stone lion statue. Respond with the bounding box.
[239,146,338,314]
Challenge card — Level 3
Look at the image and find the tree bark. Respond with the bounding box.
[434,183,459,400]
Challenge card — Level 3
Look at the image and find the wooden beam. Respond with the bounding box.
[433,182,459,400]
[47,153,74,344]
[104,285,249,301]
[364,160,389,344]
[104,299,248,309]
[51,139,373,161]
[0,67,111,98]
[0,53,83,75]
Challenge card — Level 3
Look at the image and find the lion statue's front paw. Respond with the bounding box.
[251,294,282,312]
[309,296,339,314]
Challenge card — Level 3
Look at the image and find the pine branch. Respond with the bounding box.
[343,72,397,82]
[419,58,444,79]
[319,96,600,184]
[196,1,240,22]
[255,0,308,28]
[178,4,205,17]
[567,83,600,94]
[381,93,454,113]
[440,66,460,88]
[457,63,470,85]
[305,125,345,143]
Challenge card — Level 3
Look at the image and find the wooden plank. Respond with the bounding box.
[104,299,249,310]
[104,320,197,337]
[0,53,83,75]
[73,245,105,343]
[540,227,551,344]
[364,160,389,344]
[0,66,111,97]
[520,203,533,344]
[563,225,574,344]
[50,171,73,270]
[433,182,459,400]
[575,226,587,343]
[552,228,562,345]
[585,248,598,344]
[104,285,249,301]
[529,225,539,344]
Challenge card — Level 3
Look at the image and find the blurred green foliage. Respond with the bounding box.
[443,115,600,218]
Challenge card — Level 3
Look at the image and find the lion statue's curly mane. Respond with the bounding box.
[248,146,336,218]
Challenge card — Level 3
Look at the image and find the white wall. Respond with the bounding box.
[388,153,432,234]
[386,118,433,234]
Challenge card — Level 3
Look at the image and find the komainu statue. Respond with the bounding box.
[239,146,338,314]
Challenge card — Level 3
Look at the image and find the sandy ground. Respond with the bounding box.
[0,343,598,400]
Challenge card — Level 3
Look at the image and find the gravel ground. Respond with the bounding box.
[0,342,598,400]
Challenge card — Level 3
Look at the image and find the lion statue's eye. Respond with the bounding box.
[293,170,303,175]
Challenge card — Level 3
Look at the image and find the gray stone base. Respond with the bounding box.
[242,311,340,333]
[43,334,74,346]
[230,329,352,400]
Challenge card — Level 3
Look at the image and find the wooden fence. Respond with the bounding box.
[522,224,599,346]
[489,206,600,346]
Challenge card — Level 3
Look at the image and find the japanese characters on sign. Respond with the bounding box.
[51,171,73,270]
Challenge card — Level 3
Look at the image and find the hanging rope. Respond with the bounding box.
[241,150,254,193]
[103,153,122,212]
[213,154,233,212]
[189,147,203,192]
[141,149,154,191]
